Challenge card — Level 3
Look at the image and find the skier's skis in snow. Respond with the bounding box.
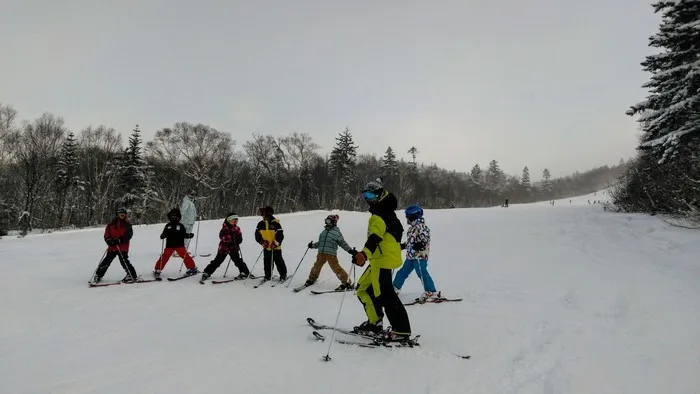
[209,274,258,285]
[310,288,353,295]
[167,273,199,281]
[199,253,212,257]
[293,283,312,292]
[89,279,158,287]
[403,292,463,306]
[306,317,384,341]
[312,330,421,348]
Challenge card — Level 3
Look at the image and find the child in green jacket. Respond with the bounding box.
[304,215,354,291]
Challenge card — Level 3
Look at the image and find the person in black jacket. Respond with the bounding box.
[254,206,287,282]
[153,208,198,279]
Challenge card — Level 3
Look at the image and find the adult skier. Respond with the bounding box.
[180,189,197,250]
[352,178,412,342]
[153,208,198,279]
[200,213,250,282]
[303,214,354,291]
[254,206,288,282]
[92,207,139,283]
[392,205,438,301]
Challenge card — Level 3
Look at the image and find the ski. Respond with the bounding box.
[404,297,463,306]
[310,288,352,295]
[167,273,199,281]
[312,329,469,359]
[270,278,288,287]
[89,279,159,287]
[306,317,381,340]
[209,274,258,285]
[199,253,212,257]
[312,330,421,348]
[89,281,121,287]
[293,283,311,292]
[253,278,270,288]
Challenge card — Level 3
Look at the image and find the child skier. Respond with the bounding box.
[92,207,139,283]
[153,208,198,279]
[200,213,250,282]
[254,206,288,282]
[303,214,354,291]
[392,205,438,301]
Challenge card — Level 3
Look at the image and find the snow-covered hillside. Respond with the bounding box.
[2,192,699,394]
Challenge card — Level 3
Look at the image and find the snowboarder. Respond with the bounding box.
[200,213,250,282]
[303,214,354,291]
[352,178,412,342]
[153,208,198,279]
[254,206,287,281]
[92,207,139,283]
[392,205,438,301]
[180,189,197,250]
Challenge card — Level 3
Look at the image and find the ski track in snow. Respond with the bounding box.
[1,192,700,394]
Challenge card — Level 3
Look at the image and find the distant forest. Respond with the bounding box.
[0,102,627,234]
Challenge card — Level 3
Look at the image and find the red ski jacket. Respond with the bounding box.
[104,218,133,252]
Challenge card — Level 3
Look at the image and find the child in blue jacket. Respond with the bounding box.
[392,205,438,301]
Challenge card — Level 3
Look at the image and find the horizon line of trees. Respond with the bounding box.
[0,102,627,235]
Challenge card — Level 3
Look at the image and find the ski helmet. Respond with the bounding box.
[168,208,182,221]
[324,214,339,227]
[361,178,384,203]
[405,205,423,221]
[116,207,127,215]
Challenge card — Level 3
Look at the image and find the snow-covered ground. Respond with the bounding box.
[2,191,699,394]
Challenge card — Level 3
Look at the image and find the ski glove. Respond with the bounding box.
[412,242,425,251]
[261,240,270,249]
[352,250,367,267]
[187,233,195,238]
[400,242,407,250]
[160,233,167,239]
[308,241,314,249]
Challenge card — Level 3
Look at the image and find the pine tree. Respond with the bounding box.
[521,166,531,189]
[485,160,505,191]
[381,146,399,193]
[470,164,483,184]
[627,1,700,164]
[116,125,151,220]
[328,127,358,209]
[55,132,84,226]
[407,146,418,167]
[542,168,553,196]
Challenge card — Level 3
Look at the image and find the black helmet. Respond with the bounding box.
[167,208,182,221]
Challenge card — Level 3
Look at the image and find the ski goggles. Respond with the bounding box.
[362,191,379,202]
[226,215,239,223]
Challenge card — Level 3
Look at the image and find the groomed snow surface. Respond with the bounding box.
[2,191,699,394]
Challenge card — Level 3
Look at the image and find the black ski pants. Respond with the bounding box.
[96,250,137,280]
[263,249,287,279]
[356,266,411,335]
[203,250,249,276]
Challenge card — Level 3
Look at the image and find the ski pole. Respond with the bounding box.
[157,239,164,272]
[193,219,200,256]
[243,249,264,286]
[89,249,108,283]
[223,255,232,278]
[285,246,310,287]
[116,248,136,282]
[323,262,356,362]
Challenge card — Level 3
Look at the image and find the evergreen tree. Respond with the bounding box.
[55,131,84,226]
[470,164,483,184]
[381,146,399,193]
[407,146,418,167]
[328,127,358,209]
[116,125,151,220]
[627,0,700,164]
[521,166,531,189]
[542,168,553,195]
[485,160,505,191]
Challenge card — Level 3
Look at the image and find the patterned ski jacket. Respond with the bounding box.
[218,222,243,254]
[312,226,352,256]
[406,217,430,260]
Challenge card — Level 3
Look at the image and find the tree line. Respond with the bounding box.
[612,1,699,221]
[0,103,625,235]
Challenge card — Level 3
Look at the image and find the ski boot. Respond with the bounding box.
[199,272,210,284]
[334,281,353,291]
[153,270,162,280]
[353,320,385,337]
[185,267,199,276]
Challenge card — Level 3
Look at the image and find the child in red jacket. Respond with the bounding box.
[92,207,139,283]
[200,213,251,282]
[153,208,198,279]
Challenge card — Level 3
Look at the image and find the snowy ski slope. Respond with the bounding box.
[1,191,699,394]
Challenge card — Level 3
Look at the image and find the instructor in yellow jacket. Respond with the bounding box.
[352,178,412,342]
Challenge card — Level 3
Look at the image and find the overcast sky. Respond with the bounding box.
[1,0,660,180]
